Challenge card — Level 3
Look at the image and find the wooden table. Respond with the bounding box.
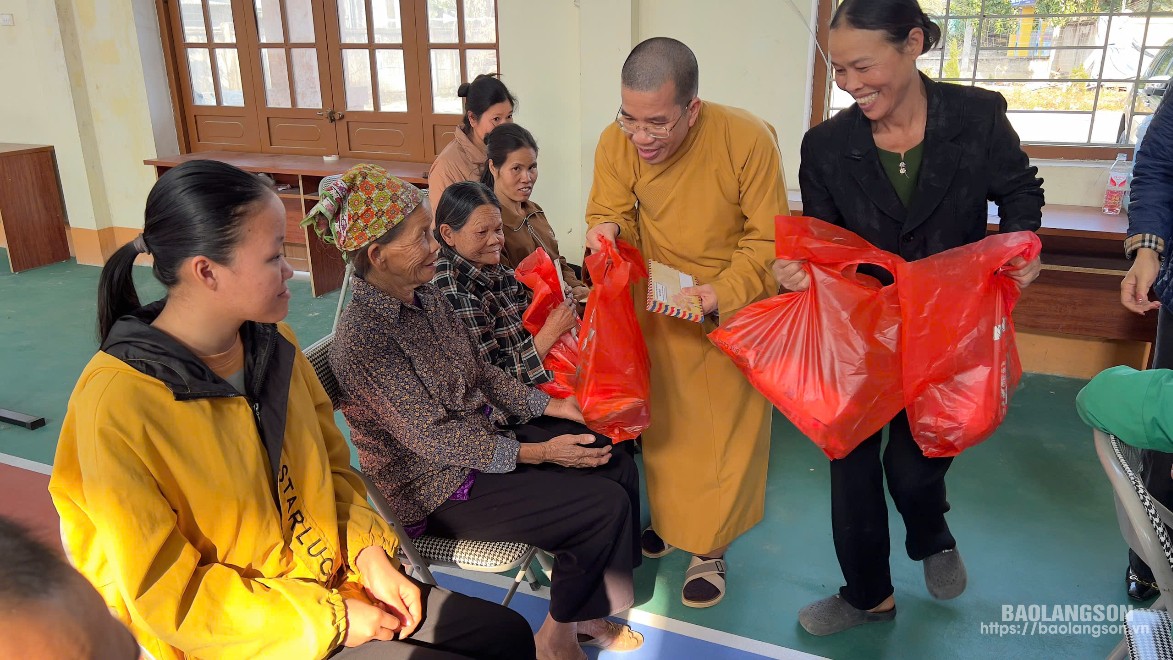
[0,144,70,273]
[145,151,429,296]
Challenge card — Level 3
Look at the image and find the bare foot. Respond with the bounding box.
[575,618,614,643]
[869,594,896,613]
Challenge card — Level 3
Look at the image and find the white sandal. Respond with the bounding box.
[682,555,726,608]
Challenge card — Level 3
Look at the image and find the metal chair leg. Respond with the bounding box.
[503,547,539,606]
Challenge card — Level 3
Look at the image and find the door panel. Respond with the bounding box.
[194,114,251,143]
[170,0,263,151]
[326,0,428,159]
[244,0,339,155]
[432,122,459,154]
[416,0,499,159]
[344,120,424,157]
[162,0,499,163]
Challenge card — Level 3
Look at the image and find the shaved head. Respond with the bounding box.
[621,37,699,106]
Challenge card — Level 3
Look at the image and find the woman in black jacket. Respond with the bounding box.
[774,0,1045,636]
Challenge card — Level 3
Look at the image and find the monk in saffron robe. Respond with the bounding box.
[585,37,789,608]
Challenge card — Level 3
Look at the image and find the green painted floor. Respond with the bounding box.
[0,249,1132,659]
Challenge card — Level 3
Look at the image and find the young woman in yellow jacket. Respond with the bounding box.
[48,160,535,660]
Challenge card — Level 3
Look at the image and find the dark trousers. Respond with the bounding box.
[1131,306,1173,582]
[329,576,536,659]
[427,416,640,623]
[830,410,957,610]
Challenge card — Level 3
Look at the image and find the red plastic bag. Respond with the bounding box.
[710,217,905,459]
[897,231,1042,457]
[514,248,579,398]
[576,238,650,443]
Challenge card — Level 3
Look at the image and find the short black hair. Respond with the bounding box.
[621,37,699,106]
[435,181,500,245]
[481,123,539,188]
[0,517,74,605]
[457,74,517,134]
[831,0,942,55]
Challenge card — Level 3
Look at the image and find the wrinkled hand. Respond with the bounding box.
[342,599,401,647]
[355,547,422,640]
[1122,248,1162,315]
[542,299,578,337]
[542,434,612,468]
[678,284,718,315]
[544,395,585,423]
[585,223,620,253]
[772,259,810,292]
[1004,254,1042,289]
[571,285,591,303]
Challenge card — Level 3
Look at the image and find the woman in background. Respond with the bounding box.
[481,123,588,301]
[429,74,516,208]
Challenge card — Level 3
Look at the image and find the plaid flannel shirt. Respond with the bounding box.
[432,246,553,388]
[1124,233,1165,259]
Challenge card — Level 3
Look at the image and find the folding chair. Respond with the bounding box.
[1094,429,1173,659]
[303,333,545,606]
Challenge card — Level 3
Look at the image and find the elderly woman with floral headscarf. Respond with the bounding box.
[307,165,644,659]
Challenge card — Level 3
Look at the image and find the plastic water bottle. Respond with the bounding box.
[1103,153,1130,215]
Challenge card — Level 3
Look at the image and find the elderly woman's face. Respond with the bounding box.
[829,25,924,123]
[377,205,441,290]
[444,204,504,269]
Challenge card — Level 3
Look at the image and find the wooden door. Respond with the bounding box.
[168,0,263,151]
[415,0,499,159]
[243,0,339,155]
[323,0,427,159]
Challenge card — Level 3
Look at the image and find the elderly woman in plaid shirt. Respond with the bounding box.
[312,166,644,660]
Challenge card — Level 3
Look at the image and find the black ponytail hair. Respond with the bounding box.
[457,74,516,134]
[831,0,942,55]
[434,181,500,245]
[480,123,539,188]
[96,160,276,342]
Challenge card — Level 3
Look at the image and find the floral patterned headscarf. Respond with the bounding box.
[302,164,424,253]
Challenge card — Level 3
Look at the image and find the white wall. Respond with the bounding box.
[636,0,815,193]
[497,1,585,258]
[0,0,97,230]
[0,0,167,241]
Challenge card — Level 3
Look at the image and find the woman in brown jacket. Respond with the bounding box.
[429,74,515,208]
[481,123,588,301]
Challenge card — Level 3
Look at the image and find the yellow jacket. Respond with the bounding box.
[50,308,399,660]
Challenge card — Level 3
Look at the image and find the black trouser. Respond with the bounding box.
[328,576,536,659]
[427,416,641,623]
[830,410,957,610]
[1131,306,1173,582]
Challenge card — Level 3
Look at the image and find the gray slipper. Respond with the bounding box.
[798,594,896,636]
[923,548,967,600]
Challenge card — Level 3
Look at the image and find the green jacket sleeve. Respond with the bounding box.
[1076,365,1173,452]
